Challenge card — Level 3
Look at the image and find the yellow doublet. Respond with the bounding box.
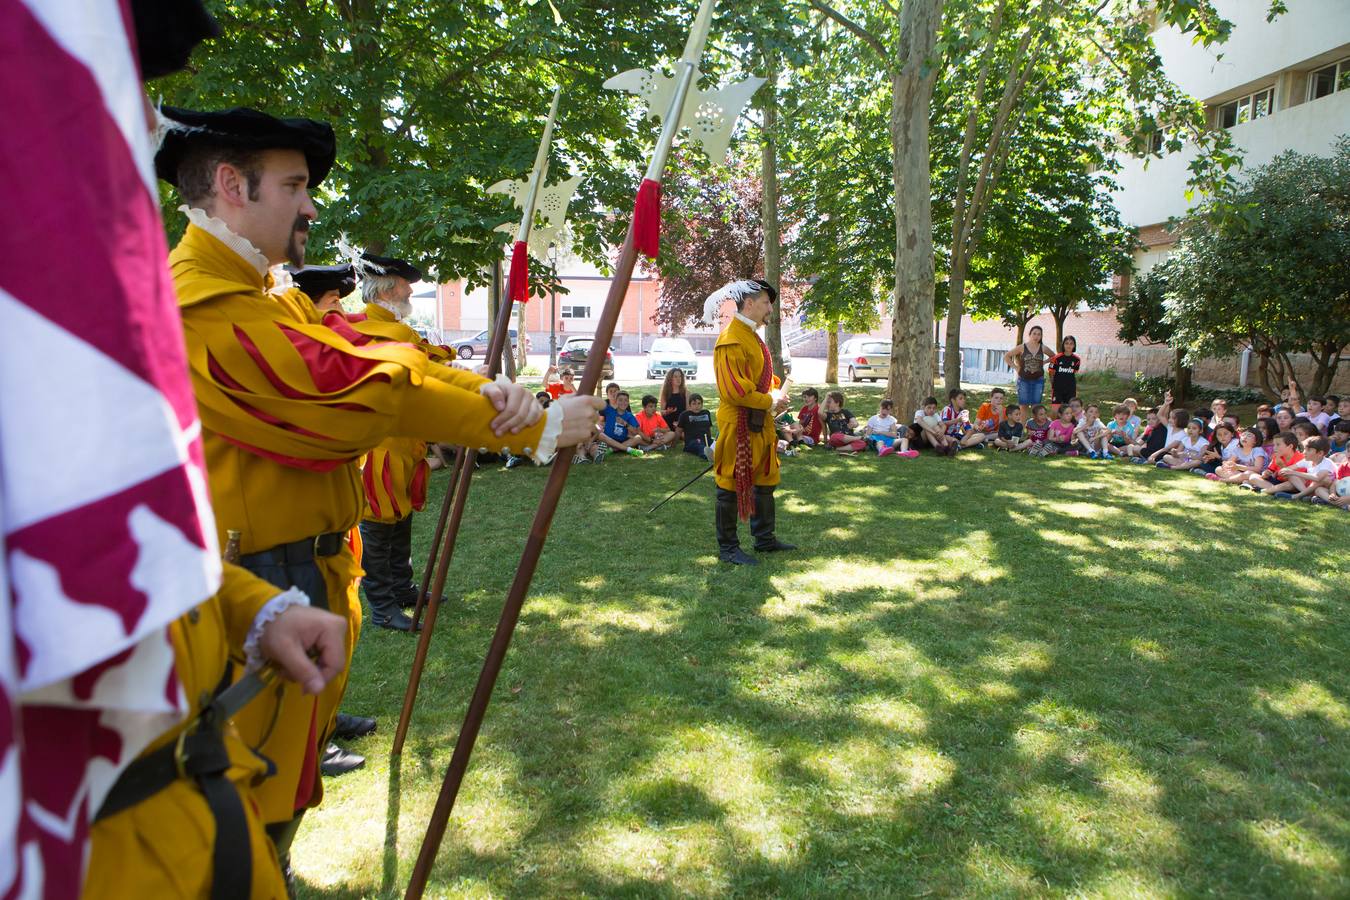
[84,565,288,900]
[712,317,781,492]
[346,303,456,524]
[171,223,549,823]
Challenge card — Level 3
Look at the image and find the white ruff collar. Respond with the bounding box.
[733,312,761,330]
[180,205,270,278]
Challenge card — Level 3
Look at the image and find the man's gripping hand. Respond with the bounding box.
[258,605,348,695]
[483,380,546,435]
[556,394,606,447]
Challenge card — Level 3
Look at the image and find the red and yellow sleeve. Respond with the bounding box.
[714,343,773,411]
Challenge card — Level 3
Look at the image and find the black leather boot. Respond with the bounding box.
[751,485,796,552]
[716,487,757,565]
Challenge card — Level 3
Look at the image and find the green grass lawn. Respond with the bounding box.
[293,382,1350,898]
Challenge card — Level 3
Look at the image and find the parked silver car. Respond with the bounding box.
[841,338,891,382]
[645,337,698,379]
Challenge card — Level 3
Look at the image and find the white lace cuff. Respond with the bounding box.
[529,404,564,465]
[478,374,515,394]
[243,588,311,672]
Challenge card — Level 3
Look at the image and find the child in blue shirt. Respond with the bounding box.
[600,391,645,457]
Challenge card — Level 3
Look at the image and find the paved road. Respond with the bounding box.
[524,353,830,387]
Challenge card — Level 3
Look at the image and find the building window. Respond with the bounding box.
[560,305,591,319]
[1309,58,1350,101]
[1216,87,1274,128]
[985,349,1010,373]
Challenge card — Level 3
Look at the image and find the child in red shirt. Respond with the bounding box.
[797,387,823,445]
[1243,431,1304,495]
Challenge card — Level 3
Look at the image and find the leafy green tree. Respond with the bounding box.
[160,0,687,283]
[1164,138,1350,399]
[1116,263,1192,402]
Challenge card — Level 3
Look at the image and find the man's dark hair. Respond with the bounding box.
[175,142,264,207]
[641,394,658,407]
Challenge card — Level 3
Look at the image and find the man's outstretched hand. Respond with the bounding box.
[259,605,348,695]
[556,394,606,448]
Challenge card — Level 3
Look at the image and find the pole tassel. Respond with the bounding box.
[508,240,530,303]
[633,178,663,259]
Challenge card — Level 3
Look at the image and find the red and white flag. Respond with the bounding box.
[1,1,221,896]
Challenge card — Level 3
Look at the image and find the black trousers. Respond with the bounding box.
[359,515,415,619]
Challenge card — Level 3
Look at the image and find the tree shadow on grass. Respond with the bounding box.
[308,448,1349,898]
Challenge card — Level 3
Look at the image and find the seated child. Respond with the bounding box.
[942,389,987,450]
[911,396,955,455]
[1306,396,1332,435]
[974,388,1009,442]
[543,365,577,400]
[993,405,1030,451]
[1212,427,1268,483]
[677,393,715,460]
[1243,431,1304,494]
[1032,404,1077,457]
[1328,395,1349,430]
[1133,408,1166,460]
[1292,420,1320,448]
[1330,420,1350,455]
[1066,397,1084,422]
[1281,436,1336,500]
[1102,404,1140,458]
[797,388,823,446]
[776,409,800,450]
[634,394,677,451]
[600,391,646,457]
[824,390,867,453]
[1024,405,1053,456]
[1153,417,1209,471]
[866,399,918,458]
[1197,422,1238,474]
[1122,398,1142,431]
[1323,450,1350,508]
[1073,403,1108,458]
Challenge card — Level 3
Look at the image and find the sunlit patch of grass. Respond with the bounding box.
[290,386,1350,897]
[1259,680,1350,728]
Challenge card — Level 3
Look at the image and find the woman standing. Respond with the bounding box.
[1048,335,1082,407]
[1003,325,1052,409]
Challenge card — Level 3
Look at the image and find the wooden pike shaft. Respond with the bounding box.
[404,231,640,899]
[409,447,461,629]
[392,92,561,756]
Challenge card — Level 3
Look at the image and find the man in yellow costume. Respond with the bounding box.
[154,104,601,872]
[709,279,797,566]
[341,252,444,633]
[290,262,354,315]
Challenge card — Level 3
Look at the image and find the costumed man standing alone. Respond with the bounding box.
[708,279,797,565]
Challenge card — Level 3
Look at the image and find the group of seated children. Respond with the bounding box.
[541,366,717,465]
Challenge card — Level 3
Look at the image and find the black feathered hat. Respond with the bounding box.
[753,278,779,305]
[360,252,423,283]
[290,263,355,299]
[154,106,336,188]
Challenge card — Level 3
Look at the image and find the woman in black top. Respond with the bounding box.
[660,367,689,432]
[1048,335,1081,407]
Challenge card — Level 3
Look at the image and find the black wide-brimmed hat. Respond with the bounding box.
[155,106,336,188]
[360,252,423,282]
[290,263,355,298]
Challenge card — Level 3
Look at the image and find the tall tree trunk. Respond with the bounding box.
[1052,309,1067,352]
[943,260,968,393]
[1172,345,1191,405]
[825,324,840,384]
[886,0,946,417]
[761,54,785,378]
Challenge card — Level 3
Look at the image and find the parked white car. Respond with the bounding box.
[840,337,891,382]
[645,337,698,379]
